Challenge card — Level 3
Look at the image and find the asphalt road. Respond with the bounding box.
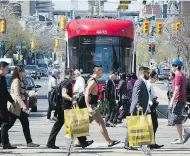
[1,78,190,156]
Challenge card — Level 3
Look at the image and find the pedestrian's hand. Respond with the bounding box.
[168,103,173,109]
[137,106,143,112]
[72,100,78,105]
[22,107,27,112]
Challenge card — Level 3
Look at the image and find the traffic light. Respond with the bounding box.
[54,39,59,48]
[143,0,147,5]
[0,19,6,33]
[142,20,150,34]
[20,55,23,60]
[174,21,181,34]
[60,16,66,30]
[156,21,163,35]
[148,43,156,55]
[118,1,131,9]
[31,40,35,51]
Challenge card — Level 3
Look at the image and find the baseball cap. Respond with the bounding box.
[171,59,183,67]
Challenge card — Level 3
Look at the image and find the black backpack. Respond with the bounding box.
[49,80,68,110]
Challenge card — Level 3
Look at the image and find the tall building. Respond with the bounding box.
[17,0,53,18]
[88,0,107,16]
[9,2,22,17]
[162,3,168,18]
[142,5,162,18]
[179,1,190,17]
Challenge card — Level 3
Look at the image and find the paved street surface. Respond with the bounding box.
[1,79,190,156]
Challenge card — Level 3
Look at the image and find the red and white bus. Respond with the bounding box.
[66,18,134,90]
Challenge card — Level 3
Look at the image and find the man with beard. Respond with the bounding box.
[124,66,150,150]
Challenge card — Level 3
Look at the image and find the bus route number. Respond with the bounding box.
[96,30,107,35]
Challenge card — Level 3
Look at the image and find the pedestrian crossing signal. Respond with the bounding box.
[156,21,163,36]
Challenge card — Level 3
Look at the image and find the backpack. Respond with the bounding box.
[49,79,68,110]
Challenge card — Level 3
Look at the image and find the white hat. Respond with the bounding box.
[52,69,58,75]
[74,69,81,75]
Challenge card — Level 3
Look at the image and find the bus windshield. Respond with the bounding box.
[68,36,131,74]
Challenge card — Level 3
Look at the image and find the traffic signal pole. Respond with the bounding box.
[0,41,5,58]
[18,41,22,65]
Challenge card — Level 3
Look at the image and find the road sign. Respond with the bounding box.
[16,46,26,49]
[149,59,157,69]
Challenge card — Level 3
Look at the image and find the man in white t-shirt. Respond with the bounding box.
[47,70,59,122]
[73,69,85,97]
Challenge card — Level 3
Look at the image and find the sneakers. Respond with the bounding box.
[183,130,190,143]
[27,142,40,147]
[171,139,184,144]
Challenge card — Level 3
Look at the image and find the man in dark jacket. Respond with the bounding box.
[105,69,117,126]
[124,66,150,150]
[0,61,16,149]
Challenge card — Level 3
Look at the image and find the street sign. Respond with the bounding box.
[149,59,157,69]
[16,46,26,49]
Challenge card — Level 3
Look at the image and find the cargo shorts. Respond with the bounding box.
[168,101,185,125]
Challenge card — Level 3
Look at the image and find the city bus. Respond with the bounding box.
[66,18,134,94]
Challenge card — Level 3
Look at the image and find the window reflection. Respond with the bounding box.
[68,36,132,74]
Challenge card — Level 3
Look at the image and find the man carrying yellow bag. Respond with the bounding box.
[46,69,93,149]
[124,66,155,151]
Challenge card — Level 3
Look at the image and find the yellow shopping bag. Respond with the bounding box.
[126,112,155,147]
[64,105,89,138]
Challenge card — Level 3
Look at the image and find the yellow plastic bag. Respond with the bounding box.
[126,112,155,146]
[64,105,89,138]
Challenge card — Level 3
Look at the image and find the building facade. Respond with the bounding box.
[179,1,190,17]
[142,5,162,18]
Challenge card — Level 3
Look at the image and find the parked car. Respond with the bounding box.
[38,63,48,69]
[8,66,15,74]
[158,68,170,80]
[39,67,48,77]
[6,75,41,112]
[25,65,41,80]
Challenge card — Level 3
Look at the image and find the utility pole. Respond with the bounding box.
[0,41,5,58]
[18,41,22,65]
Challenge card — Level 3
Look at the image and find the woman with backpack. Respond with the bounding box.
[7,65,39,147]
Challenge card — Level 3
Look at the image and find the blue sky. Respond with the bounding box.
[53,0,144,11]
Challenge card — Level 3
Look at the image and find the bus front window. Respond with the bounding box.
[79,36,121,74]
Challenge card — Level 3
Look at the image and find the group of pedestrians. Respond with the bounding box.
[1,58,190,151]
[46,67,120,149]
[0,62,39,149]
[103,71,137,126]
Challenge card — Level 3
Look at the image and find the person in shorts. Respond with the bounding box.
[169,59,186,144]
[85,65,120,147]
